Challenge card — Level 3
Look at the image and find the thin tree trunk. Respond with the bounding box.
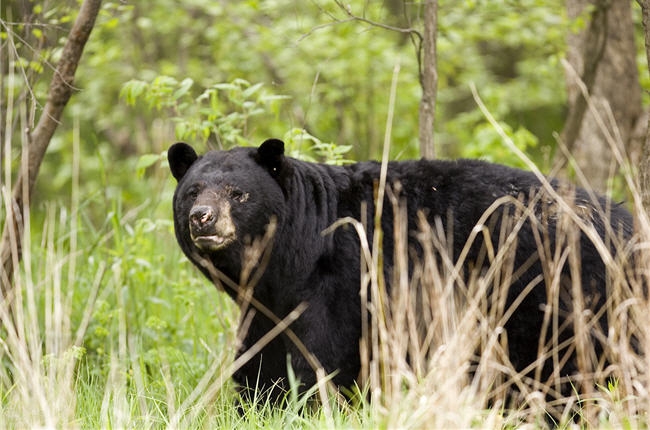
[559,0,642,191]
[1,0,103,299]
[559,0,608,154]
[638,0,650,214]
[418,0,437,160]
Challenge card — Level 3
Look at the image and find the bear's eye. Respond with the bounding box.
[187,185,201,200]
[229,188,249,203]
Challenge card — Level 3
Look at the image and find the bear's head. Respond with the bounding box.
[168,139,289,281]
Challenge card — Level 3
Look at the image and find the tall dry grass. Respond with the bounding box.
[328,86,650,428]
[344,183,647,428]
[0,101,94,426]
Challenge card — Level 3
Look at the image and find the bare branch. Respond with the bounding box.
[331,0,437,158]
[332,0,422,40]
[1,0,103,299]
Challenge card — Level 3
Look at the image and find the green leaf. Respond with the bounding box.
[242,82,264,98]
[120,80,148,105]
[173,78,194,100]
[135,153,162,178]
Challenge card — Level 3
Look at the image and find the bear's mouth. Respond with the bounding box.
[191,233,235,251]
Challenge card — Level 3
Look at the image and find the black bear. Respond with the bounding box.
[168,139,634,405]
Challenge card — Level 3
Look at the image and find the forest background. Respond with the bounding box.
[2,0,650,427]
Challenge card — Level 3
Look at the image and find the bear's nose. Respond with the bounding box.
[189,205,215,228]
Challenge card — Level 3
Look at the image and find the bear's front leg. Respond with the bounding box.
[282,300,362,397]
[232,310,290,405]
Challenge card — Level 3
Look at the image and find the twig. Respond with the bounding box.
[332,0,422,39]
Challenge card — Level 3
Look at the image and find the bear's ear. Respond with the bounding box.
[168,142,198,181]
[256,139,285,177]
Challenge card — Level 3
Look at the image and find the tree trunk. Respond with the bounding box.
[637,0,650,214]
[418,0,437,160]
[560,0,642,191]
[0,0,103,299]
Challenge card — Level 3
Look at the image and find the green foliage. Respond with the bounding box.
[122,76,289,147]
[122,78,353,170]
[453,121,540,169]
[282,128,354,165]
[63,198,241,426]
[4,0,578,211]
[435,0,567,159]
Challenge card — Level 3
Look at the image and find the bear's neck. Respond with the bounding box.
[249,163,347,298]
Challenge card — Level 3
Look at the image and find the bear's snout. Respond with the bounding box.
[190,205,215,230]
[188,201,236,251]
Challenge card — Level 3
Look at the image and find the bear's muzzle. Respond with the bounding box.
[189,200,236,251]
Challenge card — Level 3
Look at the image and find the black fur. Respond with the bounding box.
[168,139,634,403]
